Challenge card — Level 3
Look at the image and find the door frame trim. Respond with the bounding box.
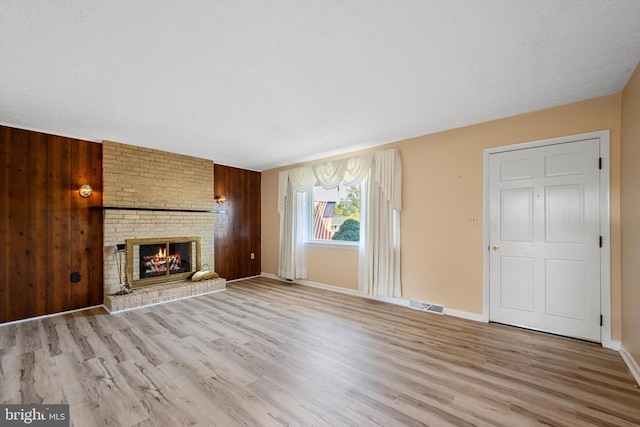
[482,130,612,348]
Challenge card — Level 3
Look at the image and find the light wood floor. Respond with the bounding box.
[1,277,639,426]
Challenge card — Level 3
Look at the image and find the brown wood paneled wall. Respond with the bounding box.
[0,125,103,323]
[214,164,261,280]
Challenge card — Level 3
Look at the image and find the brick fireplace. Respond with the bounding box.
[102,141,224,312]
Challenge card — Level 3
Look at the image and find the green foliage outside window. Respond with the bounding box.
[334,186,360,220]
[332,219,360,241]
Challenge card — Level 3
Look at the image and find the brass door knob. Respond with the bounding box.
[492,245,499,251]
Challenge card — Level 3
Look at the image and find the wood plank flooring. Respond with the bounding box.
[1,276,639,426]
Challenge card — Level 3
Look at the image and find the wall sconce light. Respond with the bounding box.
[215,195,227,204]
[79,184,93,198]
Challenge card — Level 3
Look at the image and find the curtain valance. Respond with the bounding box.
[278,149,401,212]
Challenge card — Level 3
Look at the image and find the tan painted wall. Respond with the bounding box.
[261,170,280,279]
[261,94,622,339]
[621,63,640,363]
[307,244,359,290]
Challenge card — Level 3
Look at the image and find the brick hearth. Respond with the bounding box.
[104,278,226,312]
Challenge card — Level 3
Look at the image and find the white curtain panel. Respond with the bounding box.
[278,176,310,279]
[359,149,402,297]
[294,190,310,278]
[278,176,295,279]
[278,149,402,297]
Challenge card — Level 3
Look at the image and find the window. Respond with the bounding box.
[311,183,361,242]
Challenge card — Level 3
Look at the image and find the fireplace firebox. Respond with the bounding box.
[126,236,201,288]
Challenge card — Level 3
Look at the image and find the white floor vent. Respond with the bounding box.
[409,300,444,315]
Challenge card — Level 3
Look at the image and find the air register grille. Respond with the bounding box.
[409,300,444,315]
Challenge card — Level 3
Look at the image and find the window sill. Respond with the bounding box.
[306,241,359,249]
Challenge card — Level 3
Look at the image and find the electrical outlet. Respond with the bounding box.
[466,215,478,225]
[250,252,255,260]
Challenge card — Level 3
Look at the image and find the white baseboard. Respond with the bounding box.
[444,307,489,323]
[0,304,106,327]
[608,340,621,351]
[619,343,640,387]
[260,273,485,323]
[296,278,411,307]
[294,278,362,296]
[260,272,281,281]
[227,275,263,283]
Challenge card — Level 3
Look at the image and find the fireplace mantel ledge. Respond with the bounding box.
[95,206,216,213]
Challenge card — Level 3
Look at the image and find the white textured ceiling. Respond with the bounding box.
[1,1,639,171]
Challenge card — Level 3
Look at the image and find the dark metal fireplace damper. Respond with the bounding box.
[126,236,201,288]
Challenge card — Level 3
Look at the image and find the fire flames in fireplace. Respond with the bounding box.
[143,247,183,277]
[127,237,200,287]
